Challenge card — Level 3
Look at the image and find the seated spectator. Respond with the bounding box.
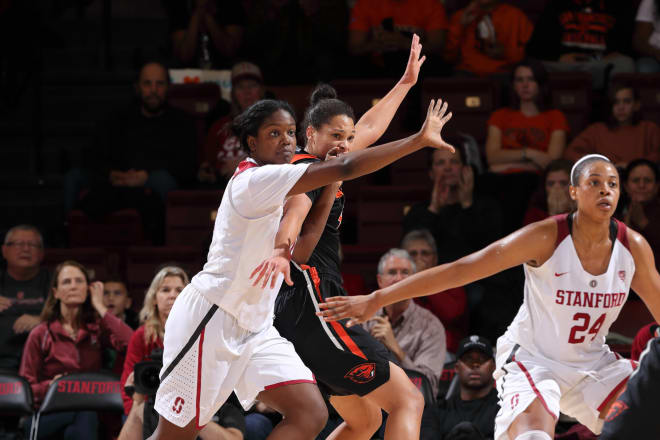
[621,159,660,268]
[485,59,569,233]
[400,230,467,355]
[564,82,660,167]
[118,266,243,439]
[348,0,449,77]
[421,336,499,440]
[199,61,265,185]
[363,249,447,397]
[631,322,659,361]
[403,147,503,263]
[526,0,635,89]
[523,159,575,225]
[166,0,245,69]
[103,278,138,329]
[445,0,532,77]
[77,61,197,244]
[634,0,660,73]
[20,261,133,440]
[0,225,49,370]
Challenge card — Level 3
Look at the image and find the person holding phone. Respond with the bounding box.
[19,260,134,440]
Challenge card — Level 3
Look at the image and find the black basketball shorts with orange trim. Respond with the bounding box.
[274,263,392,397]
[601,337,660,439]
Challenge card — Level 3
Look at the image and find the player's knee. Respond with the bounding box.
[355,403,382,434]
[514,430,553,440]
[397,381,424,416]
[296,397,328,435]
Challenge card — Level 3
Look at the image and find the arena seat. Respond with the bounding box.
[168,83,221,117]
[611,73,660,123]
[125,246,203,309]
[266,84,315,120]
[437,360,458,401]
[547,71,593,137]
[165,190,222,247]
[357,185,429,246]
[404,368,435,406]
[0,372,33,420]
[340,244,392,291]
[421,77,499,147]
[43,248,109,281]
[67,209,143,247]
[389,148,432,185]
[332,78,416,142]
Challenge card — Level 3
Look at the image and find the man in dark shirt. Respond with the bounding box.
[421,336,499,440]
[0,225,49,370]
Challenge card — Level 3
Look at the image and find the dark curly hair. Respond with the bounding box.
[301,84,355,146]
[232,99,296,155]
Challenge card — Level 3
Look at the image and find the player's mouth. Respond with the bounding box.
[596,199,612,210]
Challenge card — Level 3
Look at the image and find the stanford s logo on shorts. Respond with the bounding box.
[344,363,376,383]
[172,396,185,414]
[605,400,628,422]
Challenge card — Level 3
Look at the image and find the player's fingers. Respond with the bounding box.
[250,262,264,281]
[261,263,274,289]
[440,111,453,125]
[426,99,435,118]
[283,267,293,286]
[419,55,426,66]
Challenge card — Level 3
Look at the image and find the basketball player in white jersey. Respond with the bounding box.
[317,154,660,440]
[147,98,454,440]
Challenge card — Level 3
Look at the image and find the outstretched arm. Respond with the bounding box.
[352,34,425,151]
[629,229,660,324]
[288,99,453,196]
[318,219,558,326]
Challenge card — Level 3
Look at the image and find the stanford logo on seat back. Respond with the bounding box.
[172,396,185,414]
[344,363,376,383]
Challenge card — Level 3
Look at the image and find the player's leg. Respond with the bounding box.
[146,416,199,440]
[326,394,382,440]
[507,399,555,439]
[361,362,425,440]
[255,383,328,440]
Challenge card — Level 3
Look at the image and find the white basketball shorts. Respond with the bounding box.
[154,285,315,428]
[493,334,635,440]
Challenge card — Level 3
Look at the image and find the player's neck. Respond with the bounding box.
[572,212,610,245]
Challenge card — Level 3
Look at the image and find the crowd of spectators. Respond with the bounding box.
[3,0,660,439]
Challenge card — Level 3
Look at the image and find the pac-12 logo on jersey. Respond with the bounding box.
[344,363,376,383]
[618,270,626,281]
[172,396,185,414]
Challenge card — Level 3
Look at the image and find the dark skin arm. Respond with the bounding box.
[629,228,660,324]
[318,218,559,326]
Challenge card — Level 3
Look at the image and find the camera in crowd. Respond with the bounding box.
[133,348,163,396]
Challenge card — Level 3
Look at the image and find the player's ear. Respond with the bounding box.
[569,185,577,201]
[247,135,257,153]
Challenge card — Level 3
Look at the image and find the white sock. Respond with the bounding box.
[514,430,552,440]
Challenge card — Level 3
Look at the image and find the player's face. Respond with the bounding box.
[54,265,89,306]
[103,281,131,317]
[249,109,297,165]
[612,88,638,125]
[570,161,620,220]
[309,114,355,159]
[625,164,658,203]
[456,350,495,390]
[233,79,263,112]
[136,63,168,115]
[376,255,414,289]
[429,149,462,186]
[513,66,539,103]
[403,239,437,272]
[156,276,185,322]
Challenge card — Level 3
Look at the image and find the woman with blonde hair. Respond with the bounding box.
[20,260,133,440]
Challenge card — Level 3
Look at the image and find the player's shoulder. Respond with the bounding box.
[622,223,648,257]
[522,215,561,245]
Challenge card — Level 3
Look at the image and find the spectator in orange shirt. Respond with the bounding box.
[485,59,569,233]
[564,82,660,168]
[445,0,533,77]
[348,0,449,76]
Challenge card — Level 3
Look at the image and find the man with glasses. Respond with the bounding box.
[363,248,447,397]
[0,225,49,370]
[421,335,499,440]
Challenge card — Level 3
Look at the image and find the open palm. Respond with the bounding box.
[399,34,426,86]
[419,99,454,152]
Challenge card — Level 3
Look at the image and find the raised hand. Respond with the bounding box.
[399,34,426,86]
[418,99,454,153]
[317,293,381,327]
[250,248,293,289]
[89,281,108,317]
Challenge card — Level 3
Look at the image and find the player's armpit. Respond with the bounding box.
[628,229,660,323]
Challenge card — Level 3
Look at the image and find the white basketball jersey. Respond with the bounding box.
[505,214,635,367]
[191,159,310,333]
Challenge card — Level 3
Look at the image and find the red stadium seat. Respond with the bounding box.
[124,246,203,309]
[67,209,143,247]
[43,248,109,281]
[266,84,315,121]
[421,77,500,147]
[547,72,593,137]
[611,73,660,124]
[165,190,222,247]
[389,148,433,186]
[357,185,429,246]
[341,244,392,291]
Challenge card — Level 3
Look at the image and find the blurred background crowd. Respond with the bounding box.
[1,0,660,439]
